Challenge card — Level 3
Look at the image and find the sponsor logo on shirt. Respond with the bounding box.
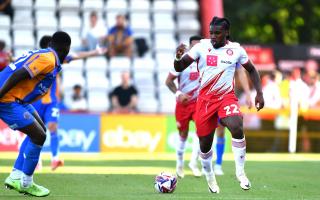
[221,60,232,64]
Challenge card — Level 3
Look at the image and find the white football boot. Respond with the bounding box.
[206,172,220,193]
[176,165,184,178]
[237,173,251,190]
[188,162,202,177]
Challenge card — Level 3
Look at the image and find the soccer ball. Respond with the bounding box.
[154,172,177,193]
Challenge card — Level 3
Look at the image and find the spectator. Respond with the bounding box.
[65,84,87,112]
[0,0,14,20]
[0,40,12,71]
[110,71,138,113]
[106,14,133,58]
[308,73,320,108]
[80,11,106,51]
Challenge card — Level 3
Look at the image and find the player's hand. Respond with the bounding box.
[95,47,108,55]
[255,92,264,111]
[245,92,253,109]
[177,93,191,104]
[175,43,187,59]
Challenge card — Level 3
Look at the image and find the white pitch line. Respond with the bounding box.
[0,153,319,161]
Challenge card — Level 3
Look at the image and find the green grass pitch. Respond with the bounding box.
[0,156,319,199]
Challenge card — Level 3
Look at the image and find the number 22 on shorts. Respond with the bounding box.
[223,104,239,115]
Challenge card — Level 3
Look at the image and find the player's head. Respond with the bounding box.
[39,35,52,49]
[90,11,98,25]
[189,35,203,48]
[50,31,71,62]
[209,16,230,49]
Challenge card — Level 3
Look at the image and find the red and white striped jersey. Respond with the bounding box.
[187,39,249,101]
[170,60,200,101]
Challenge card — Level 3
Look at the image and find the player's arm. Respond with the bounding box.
[0,67,30,98]
[174,44,194,72]
[165,73,178,94]
[242,60,264,111]
[70,48,107,61]
[236,67,252,108]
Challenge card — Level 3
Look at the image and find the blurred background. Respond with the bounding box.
[1,0,320,154]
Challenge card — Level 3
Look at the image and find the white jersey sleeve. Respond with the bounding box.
[187,42,202,61]
[238,46,249,65]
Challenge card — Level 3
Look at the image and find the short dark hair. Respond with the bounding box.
[189,35,203,45]
[90,11,97,17]
[51,31,71,47]
[39,35,52,48]
[210,16,231,39]
[73,84,82,90]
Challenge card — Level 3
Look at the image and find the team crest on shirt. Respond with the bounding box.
[23,112,32,120]
[208,48,211,52]
[226,49,233,56]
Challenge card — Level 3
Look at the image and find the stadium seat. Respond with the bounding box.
[129,0,150,12]
[82,0,104,11]
[12,0,33,9]
[59,0,81,11]
[12,9,33,29]
[132,57,155,72]
[155,52,175,71]
[177,18,200,33]
[85,56,108,72]
[105,0,128,12]
[109,57,131,71]
[153,13,175,32]
[64,59,84,71]
[59,15,82,31]
[66,30,82,49]
[34,0,56,10]
[86,71,110,91]
[133,70,155,88]
[152,0,175,13]
[176,0,199,13]
[158,89,176,113]
[154,35,177,52]
[0,14,11,29]
[36,15,58,30]
[13,30,35,48]
[61,70,85,89]
[138,93,159,113]
[87,90,109,112]
[130,12,151,32]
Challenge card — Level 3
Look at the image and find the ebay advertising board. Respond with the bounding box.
[100,114,166,153]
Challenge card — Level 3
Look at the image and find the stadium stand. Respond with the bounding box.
[3,0,200,113]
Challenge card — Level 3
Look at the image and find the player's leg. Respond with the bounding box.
[176,129,188,178]
[188,102,201,177]
[2,103,50,196]
[195,99,219,193]
[214,124,225,175]
[220,115,251,190]
[44,104,63,170]
[174,103,190,178]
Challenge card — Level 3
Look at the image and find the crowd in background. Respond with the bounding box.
[1,2,320,114]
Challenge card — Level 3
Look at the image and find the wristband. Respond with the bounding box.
[175,90,182,98]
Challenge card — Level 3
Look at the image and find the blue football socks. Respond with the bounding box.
[50,131,59,158]
[22,141,42,175]
[216,136,225,165]
[13,136,30,170]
